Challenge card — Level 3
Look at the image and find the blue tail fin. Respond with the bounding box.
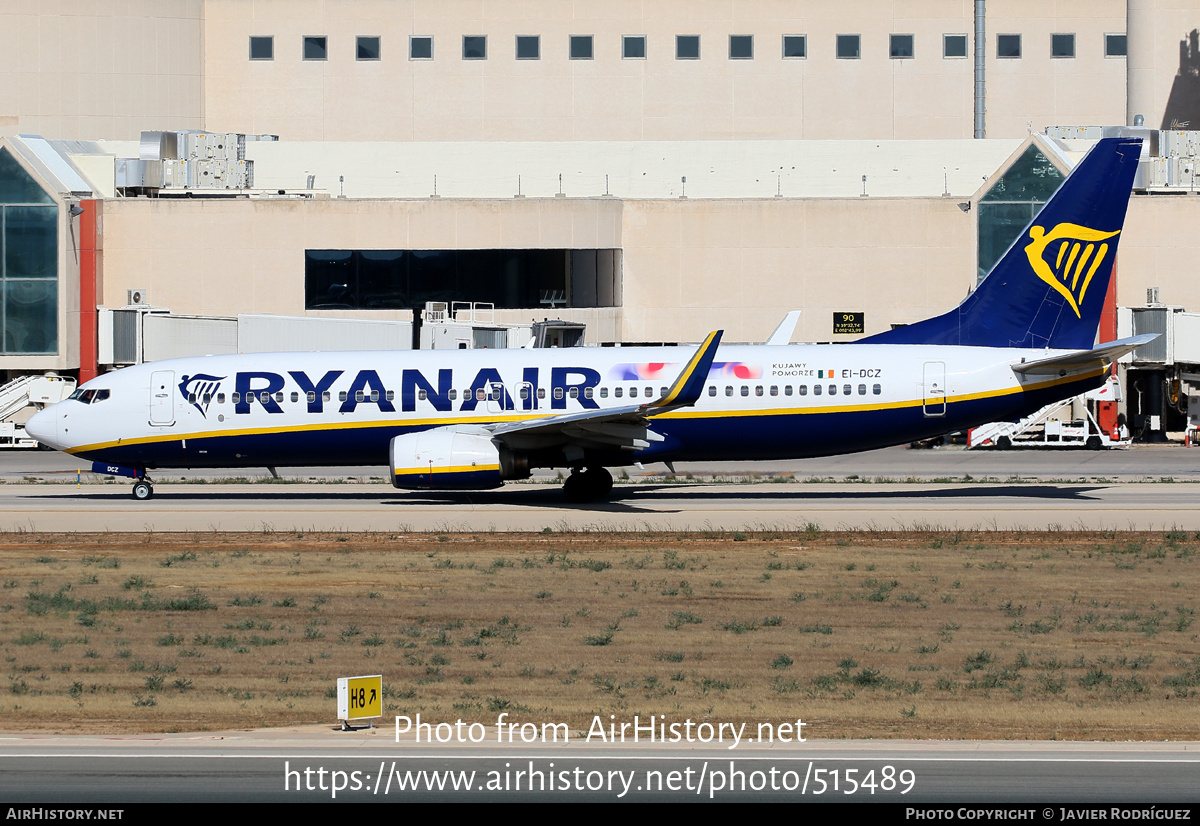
[860,137,1141,349]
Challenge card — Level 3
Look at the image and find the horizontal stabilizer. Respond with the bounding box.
[1011,334,1159,375]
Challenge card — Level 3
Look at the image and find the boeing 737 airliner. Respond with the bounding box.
[27,138,1151,502]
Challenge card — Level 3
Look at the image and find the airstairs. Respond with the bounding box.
[0,374,77,448]
[968,378,1128,450]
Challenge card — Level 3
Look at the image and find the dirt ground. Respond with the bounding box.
[1,528,1196,740]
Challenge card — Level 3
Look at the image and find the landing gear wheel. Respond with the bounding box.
[562,467,614,503]
[132,480,154,501]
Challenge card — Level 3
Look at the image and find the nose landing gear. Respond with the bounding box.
[562,466,614,503]
[131,479,154,501]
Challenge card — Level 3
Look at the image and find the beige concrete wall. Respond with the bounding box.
[1128,0,1200,129]
[1117,194,1200,310]
[201,0,1128,143]
[986,0,1128,138]
[98,194,623,318]
[97,192,978,346]
[618,196,976,344]
[0,0,204,141]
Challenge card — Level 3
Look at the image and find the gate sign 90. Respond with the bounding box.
[337,674,383,722]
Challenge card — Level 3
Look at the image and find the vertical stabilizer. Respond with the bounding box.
[860,137,1142,349]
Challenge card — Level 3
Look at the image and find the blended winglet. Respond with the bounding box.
[649,330,723,410]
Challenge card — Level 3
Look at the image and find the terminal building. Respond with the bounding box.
[1,0,1199,440]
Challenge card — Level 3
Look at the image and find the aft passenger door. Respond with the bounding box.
[922,362,946,417]
[149,370,175,426]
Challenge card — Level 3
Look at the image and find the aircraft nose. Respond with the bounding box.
[25,406,58,449]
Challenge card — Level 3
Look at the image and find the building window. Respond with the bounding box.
[1051,33,1075,58]
[943,34,967,58]
[0,149,57,355]
[836,34,860,59]
[305,248,620,311]
[410,36,433,60]
[782,35,806,58]
[570,35,593,60]
[463,35,487,60]
[890,34,914,58]
[729,35,753,59]
[623,35,646,59]
[303,36,327,60]
[676,35,700,60]
[356,36,381,61]
[1106,33,1127,57]
[997,34,1021,58]
[516,35,539,59]
[249,36,273,60]
[977,145,1065,281]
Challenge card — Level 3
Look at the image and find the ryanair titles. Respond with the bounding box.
[197,367,604,416]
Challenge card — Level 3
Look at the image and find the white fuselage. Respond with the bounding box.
[27,342,1103,472]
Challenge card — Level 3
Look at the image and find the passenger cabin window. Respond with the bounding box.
[707,386,716,396]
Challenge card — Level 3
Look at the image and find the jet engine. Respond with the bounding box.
[389,427,527,490]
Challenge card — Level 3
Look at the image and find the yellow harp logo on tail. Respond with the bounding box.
[1024,223,1120,318]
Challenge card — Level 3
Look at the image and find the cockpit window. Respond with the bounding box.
[91,389,110,403]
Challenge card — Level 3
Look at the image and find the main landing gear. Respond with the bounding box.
[131,478,154,501]
[562,466,613,503]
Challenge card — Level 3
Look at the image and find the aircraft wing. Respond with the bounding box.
[488,331,722,448]
[1011,334,1159,375]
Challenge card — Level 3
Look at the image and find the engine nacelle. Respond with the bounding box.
[390,427,509,490]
